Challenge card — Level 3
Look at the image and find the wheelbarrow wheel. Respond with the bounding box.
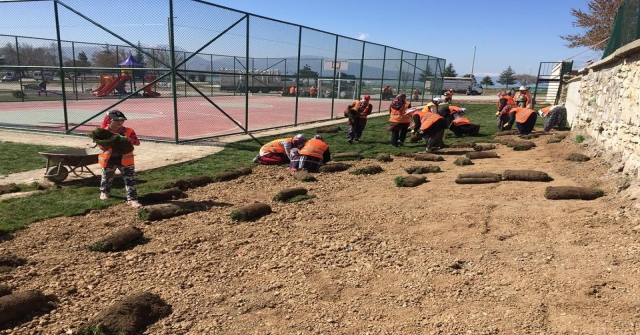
[46,166,69,183]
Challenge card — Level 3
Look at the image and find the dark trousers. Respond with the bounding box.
[422,118,447,151]
[389,123,409,146]
[516,113,538,135]
[347,118,367,141]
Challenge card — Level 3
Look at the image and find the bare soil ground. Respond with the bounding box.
[1,130,640,335]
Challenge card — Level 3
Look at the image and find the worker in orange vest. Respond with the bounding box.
[538,105,568,131]
[411,108,447,153]
[502,106,538,135]
[513,86,532,108]
[444,89,454,103]
[388,93,412,147]
[309,85,318,97]
[449,110,480,137]
[289,135,331,172]
[497,91,516,113]
[289,85,297,96]
[253,134,307,165]
[344,94,373,143]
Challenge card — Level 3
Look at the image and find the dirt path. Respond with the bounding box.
[2,128,640,334]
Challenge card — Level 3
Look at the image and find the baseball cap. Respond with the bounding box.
[108,110,127,121]
[363,94,370,100]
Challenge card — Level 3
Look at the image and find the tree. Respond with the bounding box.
[560,0,624,50]
[480,76,494,87]
[293,64,319,86]
[497,66,517,87]
[462,74,476,81]
[91,44,128,68]
[418,65,434,82]
[515,74,537,87]
[442,63,457,77]
[63,51,92,77]
[135,41,146,65]
[400,70,412,87]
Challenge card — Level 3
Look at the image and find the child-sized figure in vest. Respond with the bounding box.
[98,110,142,207]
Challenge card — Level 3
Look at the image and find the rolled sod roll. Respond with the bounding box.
[230,203,272,221]
[503,170,553,182]
[273,187,308,202]
[544,186,604,200]
[394,175,427,187]
[465,151,499,159]
[90,226,144,252]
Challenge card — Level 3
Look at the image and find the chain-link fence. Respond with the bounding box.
[602,0,640,59]
[0,0,445,143]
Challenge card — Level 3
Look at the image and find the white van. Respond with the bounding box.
[33,71,54,80]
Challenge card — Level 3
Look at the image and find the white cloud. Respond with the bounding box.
[357,33,369,40]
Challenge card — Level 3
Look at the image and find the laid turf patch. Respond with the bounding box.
[376,153,393,162]
[544,186,604,200]
[394,175,427,187]
[547,134,567,143]
[293,170,317,182]
[0,254,27,273]
[494,130,520,136]
[466,151,499,159]
[213,167,253,182]
[449,142,476,148]
[503,170,553,182]
[506,140,536,151]
[393,152,416,158]
[350,165,384,175]
[333,152,362,161]
[404,165,441,174]
[315,125,341,133]
[230,203,272,221]
[0,183,20,195]
[319,163,351,173]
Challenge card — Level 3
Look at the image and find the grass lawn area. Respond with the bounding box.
[0,142,76,175]
[0,103,545,234]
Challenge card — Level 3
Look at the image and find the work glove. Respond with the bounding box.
[503,123,510,129]
[495,112,500,117]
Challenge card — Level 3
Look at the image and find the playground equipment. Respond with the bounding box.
[142,74,160,97]
[92,75,130,97]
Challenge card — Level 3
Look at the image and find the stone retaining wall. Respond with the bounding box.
[565,40,640,182]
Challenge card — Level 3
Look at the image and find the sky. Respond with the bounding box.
[0,0,604,79]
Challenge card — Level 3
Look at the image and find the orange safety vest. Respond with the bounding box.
[419,111,444,131]
[422,102,438,113]
[510,107,536,123]
[298,138,328,159]
[98,127,135,167]
[539,106,552,116]
[389,102,411,124]
[501,94,516,106]
[448,106,465,115]
[289,86,296,94]
[350,100,371,119]
[514,91,532,107]
[310,86,317,94]
[260,138,291,154]
[452,117,472,126]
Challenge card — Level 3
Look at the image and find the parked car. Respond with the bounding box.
[33,71,54,80]
[1,72,20,82]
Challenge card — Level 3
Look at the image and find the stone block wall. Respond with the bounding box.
[565,40,640,182]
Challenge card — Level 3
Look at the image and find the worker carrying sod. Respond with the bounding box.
[344,94,373,143]
[253,134,307,165]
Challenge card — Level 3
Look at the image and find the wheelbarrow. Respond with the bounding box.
[38,148,101,183]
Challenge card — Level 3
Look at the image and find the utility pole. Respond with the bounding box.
[470,46,476,80]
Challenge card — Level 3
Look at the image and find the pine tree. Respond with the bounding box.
[418,65,434,82]
[560,0,624,50]
[442,63,457,77]
[497,66,517,87]
[480,76,494,87]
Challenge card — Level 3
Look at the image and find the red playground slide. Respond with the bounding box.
[95,75,130,97]
[142,75,161,97]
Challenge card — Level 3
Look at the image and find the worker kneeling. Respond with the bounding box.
[449,114,481,137]
[253,134,307,165]
[411,108,448,153]
[289,135,331,172]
